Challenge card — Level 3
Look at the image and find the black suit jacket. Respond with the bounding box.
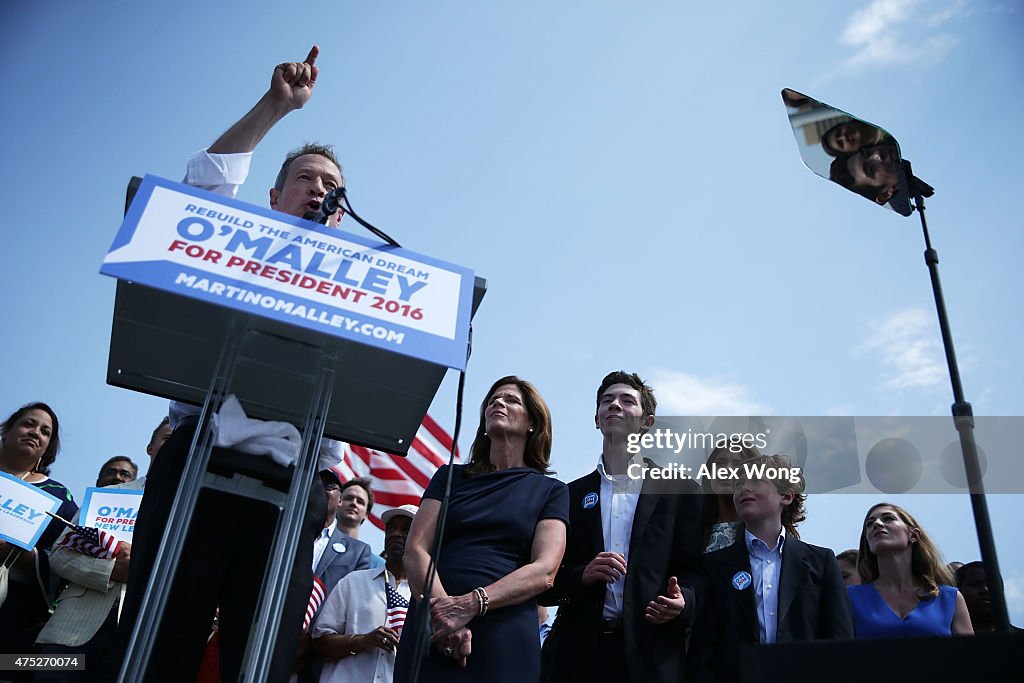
[689,532,854,683]
[541,465,705,683]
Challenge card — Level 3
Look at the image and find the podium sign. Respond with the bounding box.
[102,176,475,370]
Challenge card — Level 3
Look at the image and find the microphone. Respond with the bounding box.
[306,187,346,224]
[303,186,402,247]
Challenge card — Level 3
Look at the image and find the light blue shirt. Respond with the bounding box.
[744,527,785,644]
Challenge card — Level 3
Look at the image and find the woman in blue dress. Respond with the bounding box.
[396,376,569,682]
[847,503,972,638]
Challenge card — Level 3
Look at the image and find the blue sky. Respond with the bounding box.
[2,1,1022,622]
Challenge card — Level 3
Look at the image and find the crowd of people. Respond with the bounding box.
[0,49,1011,682]
[0,370,1008,683]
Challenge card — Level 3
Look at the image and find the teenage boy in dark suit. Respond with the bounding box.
[541,371,704,683]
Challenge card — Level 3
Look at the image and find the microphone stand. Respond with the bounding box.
[405,322,473,682]
[309,188,476,674]
[405,372,466,683]
[903,159,1010,632]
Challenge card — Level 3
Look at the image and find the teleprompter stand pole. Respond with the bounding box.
[904,160,1010,632]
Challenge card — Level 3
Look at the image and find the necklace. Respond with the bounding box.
[16,457,42,481]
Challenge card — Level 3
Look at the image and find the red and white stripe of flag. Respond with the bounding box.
[59,525,122,560]
[385,582,409,635]
[303,575,327,632]
[330,414,458,531]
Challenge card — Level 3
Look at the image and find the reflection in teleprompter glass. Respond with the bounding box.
[781,88,913,217]
[630,416,1017,494]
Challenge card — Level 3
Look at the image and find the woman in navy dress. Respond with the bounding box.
[396,376,569,682]
[847,503,972,638]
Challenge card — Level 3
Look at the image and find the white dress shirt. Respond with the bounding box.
[169,149,253,430]
[745,527,786,644]
[313,567,411,683]
[166,150,345,471]
[597,453,643,619]
[313,520,338,573]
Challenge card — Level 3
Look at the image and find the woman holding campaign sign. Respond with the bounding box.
[395,376,569,683]
[0,402,78,661]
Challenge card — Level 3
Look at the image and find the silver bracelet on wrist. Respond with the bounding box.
[473,586,489,616]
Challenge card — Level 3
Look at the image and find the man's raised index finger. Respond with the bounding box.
[304,45,319,65]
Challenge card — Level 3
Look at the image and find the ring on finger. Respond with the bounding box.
[443,646,454,657]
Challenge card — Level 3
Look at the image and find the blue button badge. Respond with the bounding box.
[731,571,752,590]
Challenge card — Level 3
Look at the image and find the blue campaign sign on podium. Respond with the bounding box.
[101,175,475,370]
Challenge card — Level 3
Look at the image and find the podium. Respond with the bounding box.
[738,631,1020,681]
[108,177,485,681]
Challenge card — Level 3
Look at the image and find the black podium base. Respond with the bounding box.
[739,631,1019,682]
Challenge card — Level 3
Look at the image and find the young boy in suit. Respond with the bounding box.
[690,454,853,683]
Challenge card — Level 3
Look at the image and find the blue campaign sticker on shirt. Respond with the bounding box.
[732,571,752,590]
[582,492,599,509]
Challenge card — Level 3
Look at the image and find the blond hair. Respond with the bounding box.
[857,503,953,598]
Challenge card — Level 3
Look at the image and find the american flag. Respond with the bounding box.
[58,525,122,559]
[385,580,409,635]
[330,414,458,530]
[304,574,327,632]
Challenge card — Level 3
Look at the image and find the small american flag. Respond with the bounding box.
[58,525,122,559]
[304,575,327,632]
[385,579,409,635]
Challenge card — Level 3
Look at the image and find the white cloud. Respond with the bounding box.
[647,368,770,416]
[842,0,920,47]
[836,0,963,73]
[859,308,946,390]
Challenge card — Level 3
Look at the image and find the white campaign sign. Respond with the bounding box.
[79,487,144,543]
[101,176,475,370]
[0,472,62,551]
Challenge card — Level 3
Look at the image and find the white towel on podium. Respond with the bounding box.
[212,395,301,467]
